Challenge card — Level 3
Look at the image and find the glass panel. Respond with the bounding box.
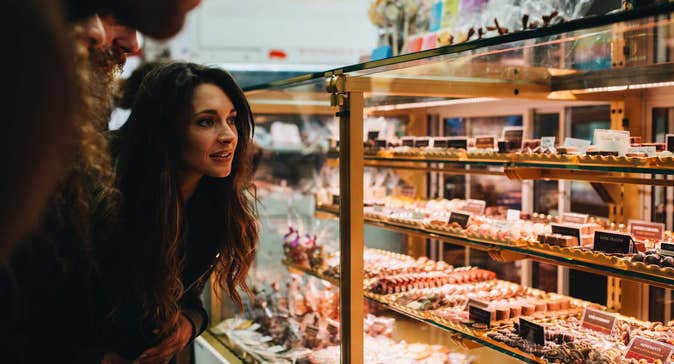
[244,6,674,94]
[532,262,558,292]
[651,107,673,228]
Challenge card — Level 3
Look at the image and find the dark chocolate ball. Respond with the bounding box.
[630,252,645,262]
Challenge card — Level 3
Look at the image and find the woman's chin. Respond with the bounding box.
[207,170,231,179]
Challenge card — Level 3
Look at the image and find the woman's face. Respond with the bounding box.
[181,83,238,179]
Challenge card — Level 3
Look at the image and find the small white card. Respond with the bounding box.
[627,146,657,157]
[563,137,591,154]
[594,129,630,156]
[507,209,521,221]
[540,136,556,149]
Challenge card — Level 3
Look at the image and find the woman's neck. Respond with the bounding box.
[179,170,202,203]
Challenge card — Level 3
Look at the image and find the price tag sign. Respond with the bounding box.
[628,220,665,241]
[562,212,589,224]
[475,136,496,149]
[402,138,415,147]
[661,242,674,258]
[448,212,471,229]
[507,209,521,221]
[581,307,617,335]
[502,127,524,151]
[594,129,630,156]
[551,223,582,246]
[519,318,545,346]
[541,136,556,149]
[367,131,380,141]
[434,138,449,148]
[667,134,674,153]
[593,230,633,254]
[464,199,486,215]
[446,137,468,149]
[627,146,657,157]
[563,137,591,155]
[469,305,493,328]
[414,138,430,148]
[375,139,388,148]
[624,337,674,363]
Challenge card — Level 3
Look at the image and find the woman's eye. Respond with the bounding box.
[226,117,236,125]
[197,118,214,127]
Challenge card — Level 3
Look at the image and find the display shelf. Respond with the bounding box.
[326,153,674,186]
[283,260,543,364]
[315,206,674,289]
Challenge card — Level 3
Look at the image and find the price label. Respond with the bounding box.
[627,146,657,157]
[367,131,380,140]
[475,136,496,149]
[402,138,415,147]
[446,137,468,149]
[594,129,630,156]
[502,126,524,151]
[581,307,617,335]
[624,337,674,363]
[507,209,521,221]
[541,136,556,149]
[518,318,545,346]
[551,224,581,246]
[562,212,589,224]
[563,137,591,155]
[628,220,664,241]
[448,212,471,229]
[667,134,674,153]
[414,138,430,148]
[593,230,633,254]
[469,305,493,328]
[660,242,674,257]
[375,139,388,148]
[464,199,486,215]
[433,139,449,148]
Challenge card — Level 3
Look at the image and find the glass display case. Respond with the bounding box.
[207,3,674,363]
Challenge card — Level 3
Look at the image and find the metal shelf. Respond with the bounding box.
[326,153,674,186]
[316,207,674,289]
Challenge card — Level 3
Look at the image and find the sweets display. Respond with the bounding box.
[350,131,674,169]
[318,196,674,279]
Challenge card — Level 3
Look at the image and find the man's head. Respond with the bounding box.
[66,0,201,40]
[78,14,140,129]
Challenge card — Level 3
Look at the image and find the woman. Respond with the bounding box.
[105,63,258,363]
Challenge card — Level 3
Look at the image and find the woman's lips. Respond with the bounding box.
[210,151,233,161]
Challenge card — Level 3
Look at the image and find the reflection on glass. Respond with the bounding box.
[651,107,673,227]
[532,262,558,293]
[570,105,611,217]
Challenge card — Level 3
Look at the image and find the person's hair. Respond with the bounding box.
[114,61,163,110]
[112,62,258,335]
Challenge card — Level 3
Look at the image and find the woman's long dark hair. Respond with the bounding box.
[111,63,258,336]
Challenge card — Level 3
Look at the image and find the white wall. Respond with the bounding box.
[152,0,378,69]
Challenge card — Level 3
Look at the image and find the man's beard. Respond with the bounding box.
[87,47,124,131]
